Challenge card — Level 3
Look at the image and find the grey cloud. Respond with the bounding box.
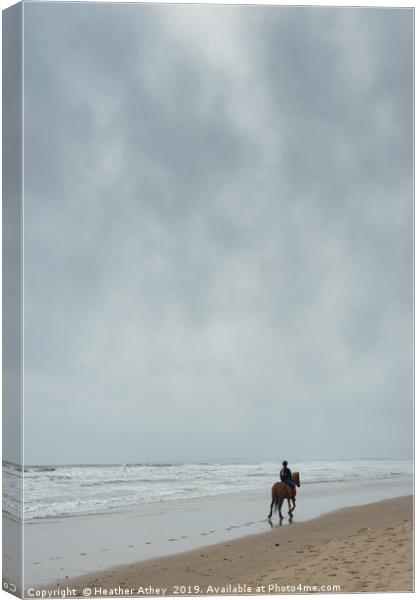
[21,4,413,464]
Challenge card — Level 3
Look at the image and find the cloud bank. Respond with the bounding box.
[22,4,413,464]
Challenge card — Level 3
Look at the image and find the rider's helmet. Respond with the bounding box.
[282,460,288,466]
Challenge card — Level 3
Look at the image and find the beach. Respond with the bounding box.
[19,460,413,590]
[15,462,413,595]
[24,489,413,596]
[44,495,413,596]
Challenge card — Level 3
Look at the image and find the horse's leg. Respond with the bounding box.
[268,498,274,519]
[287,497,292,516]
[268,488,277,519]
[290,498,296,514]
[279,498,284,521]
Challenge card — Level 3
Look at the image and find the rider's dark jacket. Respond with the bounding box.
[280,467,292,482]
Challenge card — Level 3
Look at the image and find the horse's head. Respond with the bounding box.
[292,472,301,487]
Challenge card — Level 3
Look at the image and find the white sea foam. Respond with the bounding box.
[3,459,413,521]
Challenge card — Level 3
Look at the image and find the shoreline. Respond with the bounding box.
[22,477,413,588]
[33,495,413,595]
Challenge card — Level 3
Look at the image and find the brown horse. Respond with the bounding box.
[268,472,301,521]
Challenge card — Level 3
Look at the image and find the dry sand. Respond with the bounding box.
[51,495,413,596]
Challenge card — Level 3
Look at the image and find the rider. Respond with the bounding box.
[280,460,295,489]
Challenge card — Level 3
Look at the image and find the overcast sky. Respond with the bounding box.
[21,4,413,465]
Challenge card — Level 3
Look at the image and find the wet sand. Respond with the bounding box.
[32,495,413,596]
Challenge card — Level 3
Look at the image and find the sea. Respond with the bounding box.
[3,458,413,522]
